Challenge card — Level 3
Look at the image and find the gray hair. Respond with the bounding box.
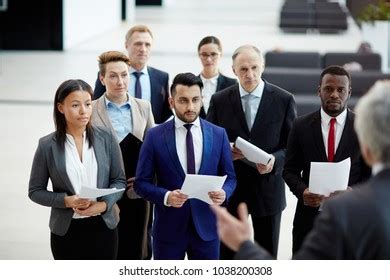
[232,45,264,67]
[354,80,390,165]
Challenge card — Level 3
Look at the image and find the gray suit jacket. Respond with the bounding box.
[91,94,155,141]
[91,95,155,199]
[235,169,390,260]
[28,126,126,236]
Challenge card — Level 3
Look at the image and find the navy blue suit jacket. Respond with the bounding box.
[134,118,236,242]
[93,66,172,124]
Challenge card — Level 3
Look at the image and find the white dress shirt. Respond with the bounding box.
[164,117,203,206]
[65,133,98,218]
[200,74,219,113]
[320,108,347,158]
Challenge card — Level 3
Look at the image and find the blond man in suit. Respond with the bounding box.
[91,51,155,259]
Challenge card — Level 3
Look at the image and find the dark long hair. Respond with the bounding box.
[53,79,94,149]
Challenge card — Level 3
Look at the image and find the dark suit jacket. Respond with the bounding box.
[28,126,126,236]
[134,118,236,242]
[199,74,237,119]
[207,81,297,217]
[283,109,371,245]
[93,66,172,124]
[235,169,390,259]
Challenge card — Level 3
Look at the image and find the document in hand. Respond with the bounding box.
[119,132,143,178]
[235,137,272,165]
[79,186,124,199]
[309,157,351,196]
[180,174,227,205]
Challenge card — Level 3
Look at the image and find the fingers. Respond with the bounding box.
[237,203,248,221]
[127,177,135,188]
[208,190,226,205]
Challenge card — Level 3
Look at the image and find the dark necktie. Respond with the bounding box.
[133,72,143,99]
[184,124,195,174]
[327,118,336,162]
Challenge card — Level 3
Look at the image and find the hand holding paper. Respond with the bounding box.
[235,137,272,165]
[309,158,351,196]
[180,174,227,205]
[79,185,124,199]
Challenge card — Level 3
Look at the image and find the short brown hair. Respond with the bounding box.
[125,24,153,43]
[98,51,131,76]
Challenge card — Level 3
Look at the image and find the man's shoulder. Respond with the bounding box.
[264,80,294,99]
[147,66,169,79]
[213,84,238,99]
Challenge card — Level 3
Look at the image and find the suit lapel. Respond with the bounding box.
[148,67,159,115]
[129,97,143,140]
[92,129,105,189]
[199,119,213,174]
[216,75,225,91]
[250,83,274,135]
[51,136,76,194]
[311,110,328,161]
[164,120,186,179]
[230,85,250,137]
[334,109,354,161]
[96,97,114,128]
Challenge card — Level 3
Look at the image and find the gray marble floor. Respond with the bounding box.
[0,0,362,259]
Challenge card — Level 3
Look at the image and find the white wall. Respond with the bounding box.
[63,0,122,50]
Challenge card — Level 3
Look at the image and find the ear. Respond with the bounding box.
[99,73,105,86]
[360,142,375,167]
[168,96,174,109]
[57,103,64,114]
[232,65,237,76]
[317,86,321,97]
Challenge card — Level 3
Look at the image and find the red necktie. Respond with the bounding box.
[327,118,336,162]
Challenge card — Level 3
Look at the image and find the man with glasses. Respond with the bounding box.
[93,25,172,124]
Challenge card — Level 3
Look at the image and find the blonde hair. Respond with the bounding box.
[125,25,153,43]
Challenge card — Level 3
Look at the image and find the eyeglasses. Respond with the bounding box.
[199,52,220,59]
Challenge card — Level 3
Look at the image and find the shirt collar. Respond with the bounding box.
[174,116,201,129]
[239,79,265,98]
[200,74,219,84]
[104,94,131,108]
[320,107,347,126]
[372,163,385,176]
[130,65,148,76]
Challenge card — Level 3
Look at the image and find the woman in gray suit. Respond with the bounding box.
[28,79,126,259]
[91,51,155,260]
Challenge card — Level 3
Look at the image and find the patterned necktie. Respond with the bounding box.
[327,118,336,162]
[184,124,195,174]
[133,72,143,99]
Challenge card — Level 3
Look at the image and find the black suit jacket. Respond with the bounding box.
[283,109,371,249]
[207,81,297,216]
[199,74,237,119]
[236,169,390,259]
[93,66,172,124]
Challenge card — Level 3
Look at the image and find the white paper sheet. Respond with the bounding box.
[79,186,124,199]
[235,137,272,165]
[180,174,227,205]
[309,157,351,196]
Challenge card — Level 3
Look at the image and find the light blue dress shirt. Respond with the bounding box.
[104,95,132,142]
[129,66,151,102]
[239,80,265,129]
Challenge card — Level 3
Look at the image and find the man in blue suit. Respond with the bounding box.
[135,72,236,260]
[93,25,172,124]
